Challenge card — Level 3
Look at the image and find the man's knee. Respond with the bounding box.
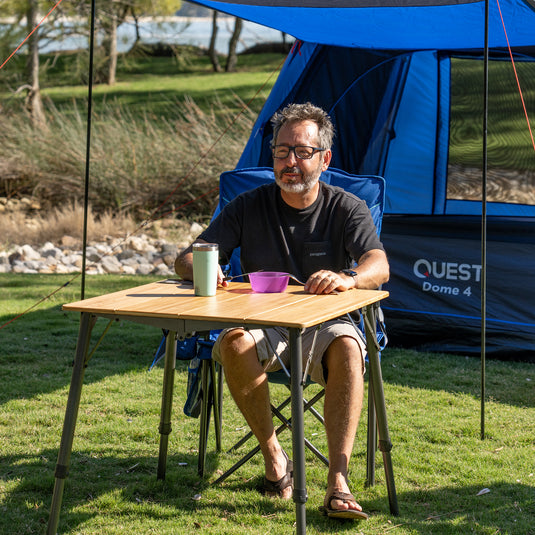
[324,336,365,376]
[218,328,256,366]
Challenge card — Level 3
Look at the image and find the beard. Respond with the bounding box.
[274,165,322,194]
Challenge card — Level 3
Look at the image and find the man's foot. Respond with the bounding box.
[261,449,293,499]
[319,490,369,520]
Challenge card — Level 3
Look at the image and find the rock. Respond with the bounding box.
[85,246,101,262]
[19,244,41,261]
[121,265,136,275]
[161,242,178,254]
[0,226,189,277]
[136,263,153,275]
[101,255,122,274]
[190,222,204,236]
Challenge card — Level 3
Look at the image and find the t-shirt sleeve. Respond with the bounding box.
[344,199,384,262]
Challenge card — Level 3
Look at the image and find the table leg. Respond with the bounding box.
[48,312,96,535]
[157,330,177,480]
[366,376,377,487]
[289,328,307,535]
[364,305,399,516]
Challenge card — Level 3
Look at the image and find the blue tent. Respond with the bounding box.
[190,1,535,360]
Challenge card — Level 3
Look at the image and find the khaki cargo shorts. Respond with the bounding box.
[211,318,366,387]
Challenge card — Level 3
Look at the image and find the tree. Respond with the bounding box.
[84,0,182,86]
[225,17,242,72]
[25,0,46,126]
[207,12,243,73]
[1,0,63,126]
[208,10,222,72]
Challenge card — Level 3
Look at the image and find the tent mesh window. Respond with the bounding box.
[447,55,535,206]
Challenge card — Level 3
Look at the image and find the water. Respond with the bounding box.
[38,17,287,55]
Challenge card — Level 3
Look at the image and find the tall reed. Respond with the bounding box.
[0,96,255,220]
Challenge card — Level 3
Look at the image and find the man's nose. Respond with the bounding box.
[285,148,299,163]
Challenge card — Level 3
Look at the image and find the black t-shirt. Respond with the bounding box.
[198,181,384,282]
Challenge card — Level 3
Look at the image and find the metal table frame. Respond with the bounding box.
[47,283,398,534]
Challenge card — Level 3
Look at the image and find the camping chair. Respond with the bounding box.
[151,167,388,487]
[209,167,388,488]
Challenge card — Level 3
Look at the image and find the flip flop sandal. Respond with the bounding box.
[319,491,369,520]
[261,450,293,497]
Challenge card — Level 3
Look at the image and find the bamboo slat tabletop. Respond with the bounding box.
[63,279,389,329]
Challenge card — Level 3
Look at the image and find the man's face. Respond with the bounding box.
[273,120,331,195]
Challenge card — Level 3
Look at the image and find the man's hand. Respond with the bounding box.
[304,270,354,294]
[217,266,229,288]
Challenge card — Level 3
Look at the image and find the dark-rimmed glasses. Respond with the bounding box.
[272,145,325,160]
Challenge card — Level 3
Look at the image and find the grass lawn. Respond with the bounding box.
[1,52,287,119]
[1,273,534,534]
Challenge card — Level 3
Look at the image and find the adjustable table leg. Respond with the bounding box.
[157,330,177,480]
[289,328,307,534]
[48,312,96,535]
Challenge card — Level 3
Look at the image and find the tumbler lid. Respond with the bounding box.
[193,243,218,252]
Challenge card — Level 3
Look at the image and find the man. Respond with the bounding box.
[175,102,389,520]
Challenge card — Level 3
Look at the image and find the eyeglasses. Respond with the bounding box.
[272,145,325,160]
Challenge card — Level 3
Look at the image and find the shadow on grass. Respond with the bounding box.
[0,304,167,405]
[1,447,533,535]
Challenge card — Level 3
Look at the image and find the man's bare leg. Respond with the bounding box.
[323,336,365,512]
[219,329,292,499]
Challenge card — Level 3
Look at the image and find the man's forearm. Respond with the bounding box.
[355,249,390,289]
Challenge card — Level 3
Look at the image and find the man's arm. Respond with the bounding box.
[304,249,389,294]
[174,243,195,281]
[350,248,389,289]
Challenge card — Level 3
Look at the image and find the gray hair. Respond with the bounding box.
[270,102,335,151]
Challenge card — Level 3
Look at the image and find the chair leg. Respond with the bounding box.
[212,360,222,452]
[197,359,212,477]
[214,388,329,486]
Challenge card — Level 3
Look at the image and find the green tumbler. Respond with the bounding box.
[192,243,219,296]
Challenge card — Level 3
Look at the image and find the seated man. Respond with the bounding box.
[175,102,389,520]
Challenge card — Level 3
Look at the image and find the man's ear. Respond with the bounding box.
[322,149,332,171]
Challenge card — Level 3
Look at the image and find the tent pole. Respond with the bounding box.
[481,0,489,440]
[81,0,96,300]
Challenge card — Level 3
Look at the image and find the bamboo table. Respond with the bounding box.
[48,279,397,534]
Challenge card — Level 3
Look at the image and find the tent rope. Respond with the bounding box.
[0,0,65,72]
[496,0,535,153]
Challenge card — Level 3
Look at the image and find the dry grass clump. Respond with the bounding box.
[0,203,138,249]
[0,96,254,220]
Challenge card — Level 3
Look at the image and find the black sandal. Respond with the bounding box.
[262,450,293,497]
[319,491,369,520]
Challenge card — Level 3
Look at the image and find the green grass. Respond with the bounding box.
[1,273,534,534]
[1,51,287,119]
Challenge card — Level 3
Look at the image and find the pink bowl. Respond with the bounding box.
[249,271,290,293]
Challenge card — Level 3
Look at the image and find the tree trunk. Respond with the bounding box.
[105,14,118,85]
[26,0,46,127]
[225,17,243,72]
[208,11,222,72]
